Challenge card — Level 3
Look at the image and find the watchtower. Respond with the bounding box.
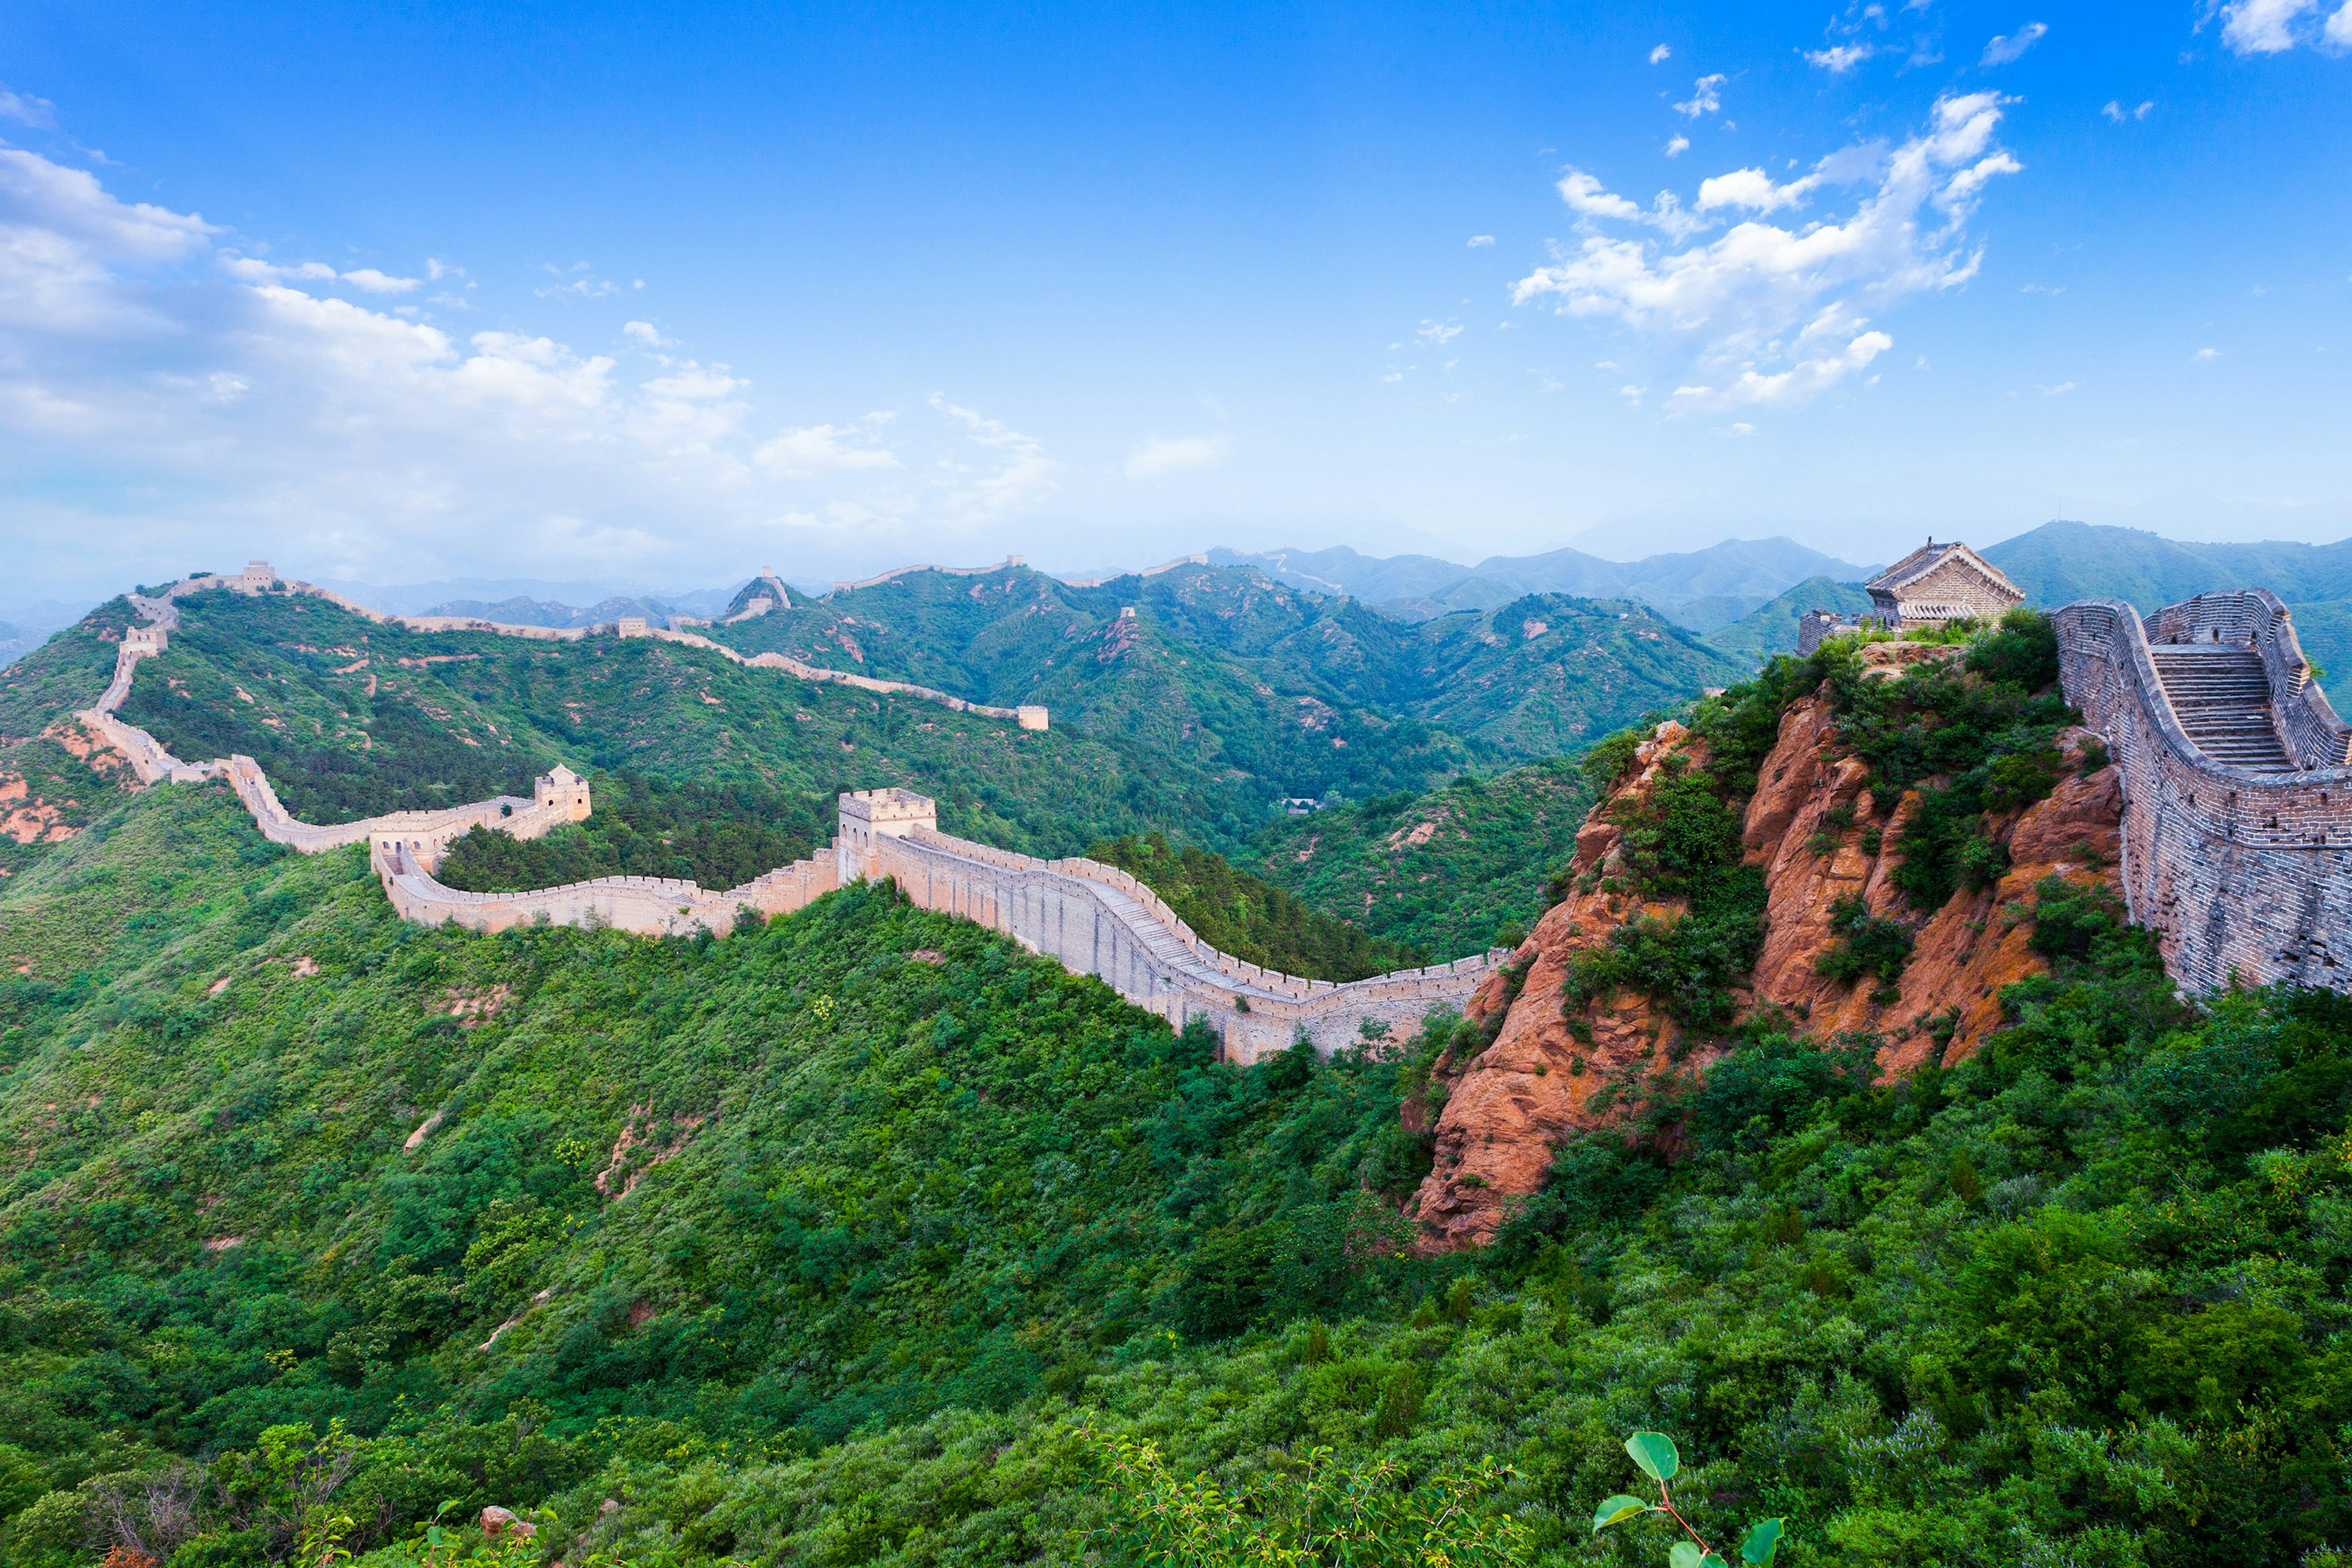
[836,788,938,880]
[534,764,593,822]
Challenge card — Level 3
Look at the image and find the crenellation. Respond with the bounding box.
[2056,590,2352,992]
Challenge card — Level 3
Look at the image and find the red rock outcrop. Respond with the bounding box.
[1408,644,2125,1250]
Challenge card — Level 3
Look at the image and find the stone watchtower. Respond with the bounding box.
[1865,539,2023,630]
[533,764,592,822]
[235,560,276,593]
[835,788,938,881]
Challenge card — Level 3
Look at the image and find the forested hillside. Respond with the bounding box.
[713,562,1742,771]
[1240,761,1594,958]
[34,589,1277,856]
[7,715,2352,1564]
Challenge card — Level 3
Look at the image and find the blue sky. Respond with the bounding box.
[1,0,2347,598]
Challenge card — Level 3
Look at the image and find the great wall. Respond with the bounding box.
[56,558,2352,1071]
[75,566,1501,1061]
[2053,588,2352,990]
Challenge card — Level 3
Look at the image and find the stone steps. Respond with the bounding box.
[2149,647,2293,772]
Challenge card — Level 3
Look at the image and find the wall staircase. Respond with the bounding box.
[2148,645,2294,772]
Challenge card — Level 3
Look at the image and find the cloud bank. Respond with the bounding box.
[1513,92,2020,412]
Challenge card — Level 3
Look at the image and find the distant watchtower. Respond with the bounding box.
[534,764,592,822]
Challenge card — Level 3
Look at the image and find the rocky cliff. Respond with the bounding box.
[1409,640,2125,1250]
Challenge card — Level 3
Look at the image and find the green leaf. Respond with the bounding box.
[1704,1556,1731,1568]
[1626,1430,1681,1482]
[1593,1493,1650,1532]
[1741,1518,1787,1565]
[1670,1544,1706,1568]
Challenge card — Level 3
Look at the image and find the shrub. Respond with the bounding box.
[1815,895,1913,984]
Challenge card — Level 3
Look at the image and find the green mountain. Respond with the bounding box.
[34,588,1271,857]
[4,633,2350,1566]
[716,564,1744,772]
[1983,519,2352,609]
[1238,759,1593,957]
[1214,537,1877,624]
[1706,575,1876,664]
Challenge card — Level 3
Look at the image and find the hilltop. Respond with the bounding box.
[712,560,1744,768]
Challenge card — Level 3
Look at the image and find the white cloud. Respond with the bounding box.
[1649,43,1672,64]
[0,85,57,127]
[0,141,1098,589]
[623,320,666,345]
[1673,74,1727,118]
[2101,100,2156,121]
[339,267,419,294]
[755,420,899,477]
[2195,346,2223,360]
[1516,92,2019,412]
[2039,380,2077,395]
[929,394,1059,513]
[1468,234,1495,247]
[1417,319,1464,345]
[1981,22,2049,64]
[2216,0,2351,50]
[1697,166,1820,213]
[1665,135,1691,157]
[1125,433,1230,478]
[1667,304,1894,410]
[1806,44,1874,71]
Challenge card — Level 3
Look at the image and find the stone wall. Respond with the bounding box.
[2055,593,2352,990]
[832,789,1500,1061]
[374,842,839,938]
[148,566,1048,726]
[78,585,1488,1052]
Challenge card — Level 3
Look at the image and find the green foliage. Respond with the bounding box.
[1087,832,1422,981]
[1814,895,1913,985]
[1240,760,1593,959]
[1594,1430,1784,1568]
[1088,1431,1525,1568]
[436,771,826,894]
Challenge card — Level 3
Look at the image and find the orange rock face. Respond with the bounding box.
[1406,647,2124,1250]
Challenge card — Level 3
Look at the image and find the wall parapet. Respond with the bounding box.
[2054,594,2352,990]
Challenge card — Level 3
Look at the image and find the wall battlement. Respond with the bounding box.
[77,591,1480,1055]
[2055,590,2352,990]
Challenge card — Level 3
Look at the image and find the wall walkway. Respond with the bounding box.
[78,594,1487,1056]
[2055,589,2352,990]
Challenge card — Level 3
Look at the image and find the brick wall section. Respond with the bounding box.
[839,790,1501,1061]
[77,592,1485,1051]
[2055,593,2352,990]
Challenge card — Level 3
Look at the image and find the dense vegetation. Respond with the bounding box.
[1238,761,1593,959]
[72,589,1278,856]
[8,773,2352,1566]
[1082,832,1424,981]
[1562,611,2072,1033]
[435,772,828,894]
[14,587,2352,1568]
[714,564,1743,771]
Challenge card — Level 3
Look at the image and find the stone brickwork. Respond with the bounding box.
[2055,590,2352,991]
[1866,540,2024,628]
[838,790,1502,1061]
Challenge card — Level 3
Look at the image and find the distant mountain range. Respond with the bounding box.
[417,594,695,629]
[1209,537,1881,632]
[178,522,2352,682]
